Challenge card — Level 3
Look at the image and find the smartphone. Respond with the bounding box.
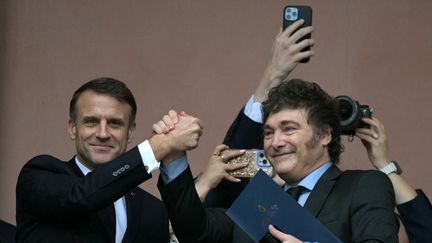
[227,150,273,178]
[283,5,313,63]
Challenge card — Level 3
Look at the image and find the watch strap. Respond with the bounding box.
[379,161,401,175]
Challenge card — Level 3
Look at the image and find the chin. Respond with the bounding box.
[91,155,116,165]
[273,162,296,175]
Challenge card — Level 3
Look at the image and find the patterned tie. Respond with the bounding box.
[287,186,306,201]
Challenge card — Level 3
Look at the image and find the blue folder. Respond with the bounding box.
[226,170,342,243]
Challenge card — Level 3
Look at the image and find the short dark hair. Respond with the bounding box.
[262,79,343,163]
[69,77,137,125]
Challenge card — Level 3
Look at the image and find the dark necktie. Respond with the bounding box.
[287,186,306,201]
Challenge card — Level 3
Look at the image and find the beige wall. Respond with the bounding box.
[1,0,431,225]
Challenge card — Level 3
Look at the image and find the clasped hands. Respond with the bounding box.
[152,110,248,196]
[149,110,203,165]
[152,111,303,242]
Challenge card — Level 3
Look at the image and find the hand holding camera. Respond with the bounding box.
[355,117,391,170]
[337,95,373,136]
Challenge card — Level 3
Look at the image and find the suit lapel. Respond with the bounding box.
[122,188,141,242]
[68,157,117,242]
[96,205,116,243]
[304,165,341,217]
[66,156,86,177]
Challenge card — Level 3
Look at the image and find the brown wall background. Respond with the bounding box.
[1,0,431,225]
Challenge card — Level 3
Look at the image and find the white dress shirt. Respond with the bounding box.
[75,139,163,243]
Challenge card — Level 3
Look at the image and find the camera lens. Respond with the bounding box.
[285,7,298,21]
[336,96,358,128]
[336,95,372,135]
[339,100,353,121]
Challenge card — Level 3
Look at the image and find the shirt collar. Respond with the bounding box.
[74,156,92,176]
[284,161,332,191]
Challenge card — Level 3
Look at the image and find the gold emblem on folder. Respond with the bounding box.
[258,203,279,226]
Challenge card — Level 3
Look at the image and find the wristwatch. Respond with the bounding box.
[379,161,403,175]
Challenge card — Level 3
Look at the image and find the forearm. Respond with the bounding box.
[148,133,173,162]
[195,178,212,202]
[387,173,417,205]
[254,63,289,102]
[223,107,263,149]
[158,167,233,243]
[17,152,150,218]
[397,189,432,243]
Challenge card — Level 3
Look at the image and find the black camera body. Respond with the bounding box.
[336,95,373,135]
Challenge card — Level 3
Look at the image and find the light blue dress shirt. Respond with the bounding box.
[283,162,332,206]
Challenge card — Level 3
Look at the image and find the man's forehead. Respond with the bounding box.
[75,91,132,117]
[265,108,308,125]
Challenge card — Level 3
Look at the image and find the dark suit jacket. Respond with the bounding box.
[159,165,399,243]
[16,147,169,243]
[397,189,432,243]
[205,108,261,208]
[195,108,399,242]
[0,219,16,243]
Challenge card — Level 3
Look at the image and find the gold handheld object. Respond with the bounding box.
[227,150,273,178]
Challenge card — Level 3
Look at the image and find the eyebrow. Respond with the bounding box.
[108,118,126,125]
[264,120,300,130]
[280,120,300,127]
[81,116,98,122]
[81,116,126,124]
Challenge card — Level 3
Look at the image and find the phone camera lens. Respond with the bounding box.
[262,159,268,164]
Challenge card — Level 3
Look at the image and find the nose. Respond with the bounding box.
[96,121,110,140]
[271,131,285,149]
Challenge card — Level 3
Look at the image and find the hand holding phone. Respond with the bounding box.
[226,150,273,178]
[283,6,313,63]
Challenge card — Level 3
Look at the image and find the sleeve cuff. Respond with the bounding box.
[137,140,161,174]
[244,95,263,123]
[159,155,188,184]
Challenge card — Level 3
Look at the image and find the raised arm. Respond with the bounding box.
[356,117,432,243]
[356,117,417,204]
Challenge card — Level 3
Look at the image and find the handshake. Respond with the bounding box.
[150,110,204,165]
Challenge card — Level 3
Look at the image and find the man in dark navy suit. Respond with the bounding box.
[156,20,399,242]
[0,219,16,243]
[206,18,432,243]
[158,79,399,243]
[16,78,203,243]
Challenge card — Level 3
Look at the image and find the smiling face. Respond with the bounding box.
[68,90,135,170]
[263,108,331,185]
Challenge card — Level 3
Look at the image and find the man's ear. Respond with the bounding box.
[128,122,136,143]
[320,127,332,146]
[68,120,77,140]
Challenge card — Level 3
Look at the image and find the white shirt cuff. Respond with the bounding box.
[244,95,263,123]
[137,140,160,174]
